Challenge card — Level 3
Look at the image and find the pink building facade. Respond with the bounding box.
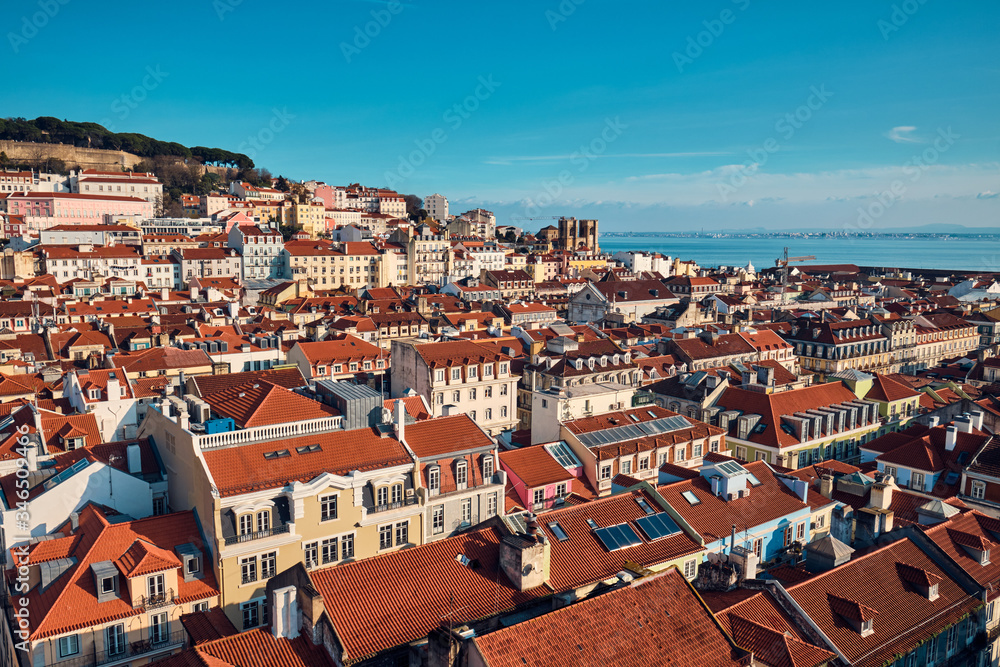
[7,192,154,231]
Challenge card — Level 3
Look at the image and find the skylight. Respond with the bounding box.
[681,490,701,505]
[586,519,598,529]
[263,449,290,460]
[296,444,322,454]
[635,497,656,515]
[547,522,570,542]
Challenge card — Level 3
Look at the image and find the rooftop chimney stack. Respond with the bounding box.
[945,425,958,451]
[820,474,834,499]
[394,399,405,443]
[271,585,301,640]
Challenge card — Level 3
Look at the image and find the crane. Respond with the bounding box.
[774,247,816,305]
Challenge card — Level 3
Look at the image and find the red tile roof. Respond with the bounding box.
[404,413,494,458]
[471,568,745,667]
[785,537,979,667]
[657,460,825,544]
[180,608,239,646]
[202,426,412,497]
[13,505,219,640]
[200,381,338,429]
[156,628,335,667]
[500,446,574,488]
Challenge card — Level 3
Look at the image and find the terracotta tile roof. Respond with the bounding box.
[716,383,861,448]
[113,347,212,373]
[202,426,412,497]
[404,414,494,458]
[865,374,921,402]
[920,512,1000,588]
[13,505,219,640]
[294,334,383,364]
[785,537,979,667]
[412,339,513,368]
[728,614,834,667]
[657,461,821,544]
[201,381,338,428]
[115,538,182,577]
[309,526,548,663]
[470,568,744,667]
[191,367,306,396]
[500,446,574,488]
[180,608,239,645]
[156,628,335,667]
[383,396,430,420]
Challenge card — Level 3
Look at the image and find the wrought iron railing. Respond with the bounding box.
[138,588,175,610]
[225,522,291,546]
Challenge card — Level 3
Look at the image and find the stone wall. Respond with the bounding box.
[0,140,143,170]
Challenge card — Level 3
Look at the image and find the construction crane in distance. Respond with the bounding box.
[775,247,816,304]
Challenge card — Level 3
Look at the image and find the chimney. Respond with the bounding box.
[70,512,80,533]
[730,524,737,554]
[126,443,141,475]
[972,411,985,431]
[945,425,958,451]
[955,414,974,434]
[272,585,300,640]
[25,441,38,473]
[394,399,406,442]
[927,415,940,428]
[871,480,893,510]
[820,474,834,499]
[755,365,774,387]
[160,287,168,300]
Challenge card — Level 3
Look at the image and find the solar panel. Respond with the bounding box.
[635,513,681,541]
[594,523,643,551]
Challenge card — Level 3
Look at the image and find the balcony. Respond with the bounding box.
[139,588,175,610]
[370,496,418,514]
[225,522,291,546]
[59,629,187,667]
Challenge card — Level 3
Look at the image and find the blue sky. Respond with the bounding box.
[4,0,999,231]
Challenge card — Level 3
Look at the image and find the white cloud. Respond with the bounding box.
[885,126,923,144]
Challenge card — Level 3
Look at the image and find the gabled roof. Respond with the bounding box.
[200,381,338,429]
[500,446,574,488]
[470,568,744,667]
[404,413,494,458]
[785,537,978,667]
[12,504,219,640]
[190,367,305,396]
[154,627,335,667]
[115,538,182,577]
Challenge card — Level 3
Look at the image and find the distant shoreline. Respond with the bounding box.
[599,231,1000,239]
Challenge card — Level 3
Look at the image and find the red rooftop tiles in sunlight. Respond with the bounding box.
[13,504,218,640]
[470,568,745,667]
[202,426,412,496]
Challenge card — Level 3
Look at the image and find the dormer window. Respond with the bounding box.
[483,455,494,478]
[428,465,441,495]
[982,550,991,566]
[456,460,468,489]
[88,388,101,400]
[451,368,461,380]
[256,510,270,533]
[860,619,873,637]
[468,366,477,379]
[239,513,253,535]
